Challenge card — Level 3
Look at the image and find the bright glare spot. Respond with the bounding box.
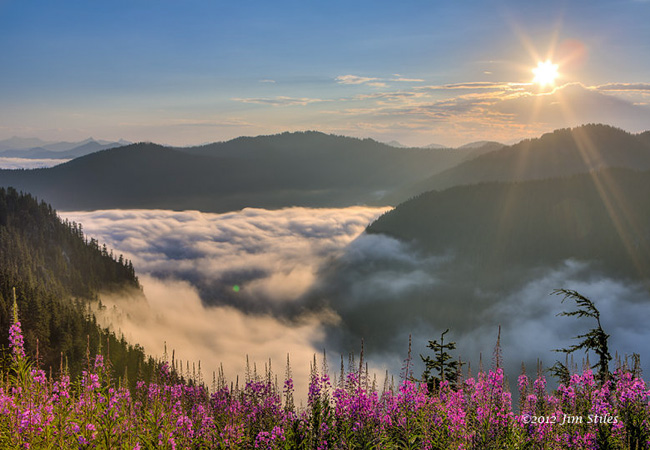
[532,60,559,87]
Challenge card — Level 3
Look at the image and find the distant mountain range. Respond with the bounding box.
[0,138,131,159]
[2,125,649,214]
[383,139,503,152]
[0,131,481,212]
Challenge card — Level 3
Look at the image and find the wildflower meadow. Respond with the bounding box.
[2,296,650,449]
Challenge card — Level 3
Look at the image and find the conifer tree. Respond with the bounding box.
[551,289,612,384]
[421,329,462,392]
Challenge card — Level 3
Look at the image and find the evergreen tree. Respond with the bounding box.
[421,329,462,392]
[551,289,612,384]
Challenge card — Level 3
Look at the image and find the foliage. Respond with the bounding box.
[552,289,612,385]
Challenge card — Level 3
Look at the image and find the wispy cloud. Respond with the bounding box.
[232,96,327,106]
[336,74,424,88]
[165,118,254,128]
[336,75,383,85]
[315,81,650,144]
[391,77,425,83]
[418,81,531,91]
[596,83,650,92]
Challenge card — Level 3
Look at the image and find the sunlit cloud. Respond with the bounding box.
[493,83,650,130]
[419,82,531,91]
[96,275,331,401]
[61,206,650,396]
[62,206,390,400]
[391,77,425,83]
[312,81,650,145]
[61,207,389,313]
[336,75,382,85]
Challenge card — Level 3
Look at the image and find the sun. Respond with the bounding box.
[532,60,559,87]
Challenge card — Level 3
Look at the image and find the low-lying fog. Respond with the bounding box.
[62,207,650,398]
[0,157,69,169]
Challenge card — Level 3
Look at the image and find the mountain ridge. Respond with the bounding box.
[386,124,650,202]
[0,138,130,159]
[0,132,480,212]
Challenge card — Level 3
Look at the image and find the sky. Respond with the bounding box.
[1,0,649,147]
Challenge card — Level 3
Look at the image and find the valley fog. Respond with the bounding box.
[62,207,650,395]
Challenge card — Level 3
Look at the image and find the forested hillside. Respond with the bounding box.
[0,132,480,212]
[369,167,650,281]
[0,187,153,384]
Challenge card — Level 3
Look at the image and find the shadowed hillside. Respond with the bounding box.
[0,132,491,212]
[370,167,650,280]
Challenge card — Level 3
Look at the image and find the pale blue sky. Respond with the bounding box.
[1,0,649,146]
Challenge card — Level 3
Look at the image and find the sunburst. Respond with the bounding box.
[532,60,559,87]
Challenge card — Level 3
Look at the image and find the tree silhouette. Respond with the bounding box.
[551,289,611,384]
[421,329,462,392]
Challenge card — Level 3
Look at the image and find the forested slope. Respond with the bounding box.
[369,167,650,281]
[0,187,154,385]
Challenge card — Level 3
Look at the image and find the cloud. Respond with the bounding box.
[336,74,423,87]
[61,207,389,315]
[259,79,276,83]
[0,157,69,169]
[95,275,330,400]
[420,82,529,91]
[308,234,650,392]
[62,206,389,400]
[232,96,327,106]
[492,83,650,131]
[62,206,650,399]
[463,260,650,387]
[391,77,425,83]
[318,81,650,145]
[336,75,383,85]
[596,83,650,93]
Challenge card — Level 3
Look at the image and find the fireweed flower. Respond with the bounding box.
[9,320,26,360]
[3,319,650,448]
